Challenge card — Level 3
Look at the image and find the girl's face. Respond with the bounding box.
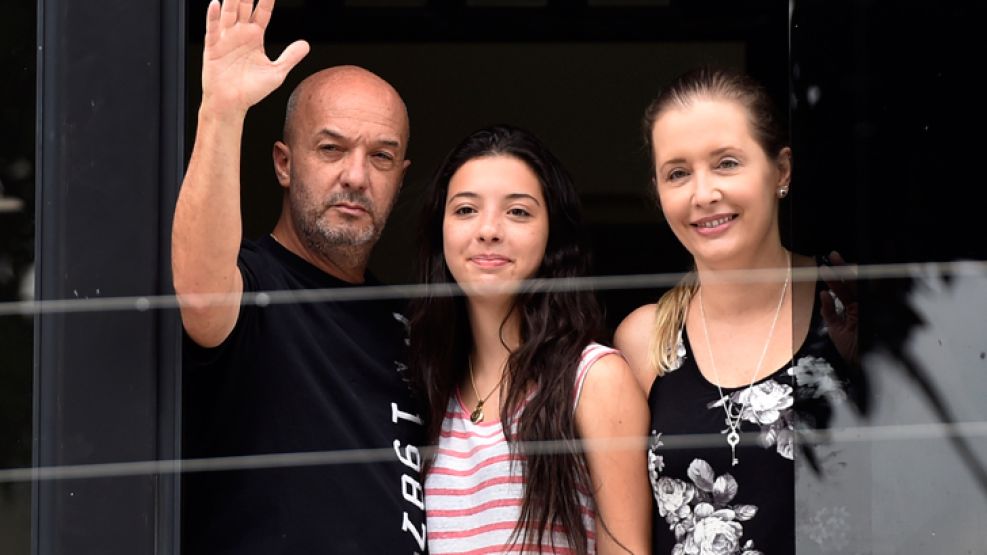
[442,155,549,297]
[651,97,791,269]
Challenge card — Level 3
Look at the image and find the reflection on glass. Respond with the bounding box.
[2,2,984,554]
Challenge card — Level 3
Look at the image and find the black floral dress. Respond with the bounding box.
[647,281,858,554]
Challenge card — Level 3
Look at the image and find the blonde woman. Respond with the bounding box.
[616,68,858,555]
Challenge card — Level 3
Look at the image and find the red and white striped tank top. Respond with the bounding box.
[424,343,618,555]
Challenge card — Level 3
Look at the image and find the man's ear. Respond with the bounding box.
[273,141,291,188]
[399,158,411,190]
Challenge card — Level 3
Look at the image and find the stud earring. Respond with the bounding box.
[777,187,789,198]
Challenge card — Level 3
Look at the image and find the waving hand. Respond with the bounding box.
[174,0,309,348]
[201,0,310,114]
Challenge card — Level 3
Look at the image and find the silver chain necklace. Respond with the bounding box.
[697,255,791,466]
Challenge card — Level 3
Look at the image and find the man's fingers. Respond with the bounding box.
[274,40,310,73]
[252,0,275,28]
[204,0,222,46]
[844,303,859,327]
[826,250,858,285]
[819,290,839,327]
[819,262,858,302]
[238,0,254,24]
[818,263,839,288]
[219,0,238,29]
[819,265,851,301]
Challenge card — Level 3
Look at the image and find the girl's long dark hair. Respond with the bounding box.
[409,125,604,554]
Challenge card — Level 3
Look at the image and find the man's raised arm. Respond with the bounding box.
[172,0,308,347]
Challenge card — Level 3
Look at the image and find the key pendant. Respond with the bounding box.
[727,430,740,466]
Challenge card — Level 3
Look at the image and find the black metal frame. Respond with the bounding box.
[34,1,185,553]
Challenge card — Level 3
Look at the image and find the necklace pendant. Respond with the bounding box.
[727,430,740,466]
[470,400,485,424]
[727,430,740,447]
[699,257,790,470]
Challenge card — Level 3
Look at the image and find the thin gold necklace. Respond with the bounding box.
[468,358,507,424]
[698,253,790,466]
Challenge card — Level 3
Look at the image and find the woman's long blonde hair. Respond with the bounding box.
[649,273,697,375]
[642,67,790,375]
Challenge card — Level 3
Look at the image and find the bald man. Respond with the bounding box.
[172,1,425,553]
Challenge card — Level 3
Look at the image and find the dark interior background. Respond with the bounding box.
[0,0,37,552]
[185,0,790,331]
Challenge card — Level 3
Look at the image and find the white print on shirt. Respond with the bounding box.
[393,312,411,347]
[402,474,425,510]
[402,511,427,552]
[394,440,422,471]
[391,400,426,553]
[392,312,425,553]
[392,402,424,426]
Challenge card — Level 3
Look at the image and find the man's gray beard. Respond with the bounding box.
[289,189,389,257]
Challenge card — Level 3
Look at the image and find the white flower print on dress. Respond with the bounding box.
[683,512,743,555]
[666,329,687,372]
[791,355,846,403]
[656,477,696,518]
[708,379,796,460]
[649,452,762,555]
[773,428,794,460]
[733,381,794,425]
[648,430,666,496]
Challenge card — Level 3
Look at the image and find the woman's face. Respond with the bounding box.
[442,155,549,297]
[651,97,791,269]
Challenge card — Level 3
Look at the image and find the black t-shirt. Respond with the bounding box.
[647,281,855,554]
[182,236,427,554]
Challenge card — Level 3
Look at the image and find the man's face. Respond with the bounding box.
[275,74,410,255]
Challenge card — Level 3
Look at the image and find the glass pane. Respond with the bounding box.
[21,2,987,554]
[792,2,987,552]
